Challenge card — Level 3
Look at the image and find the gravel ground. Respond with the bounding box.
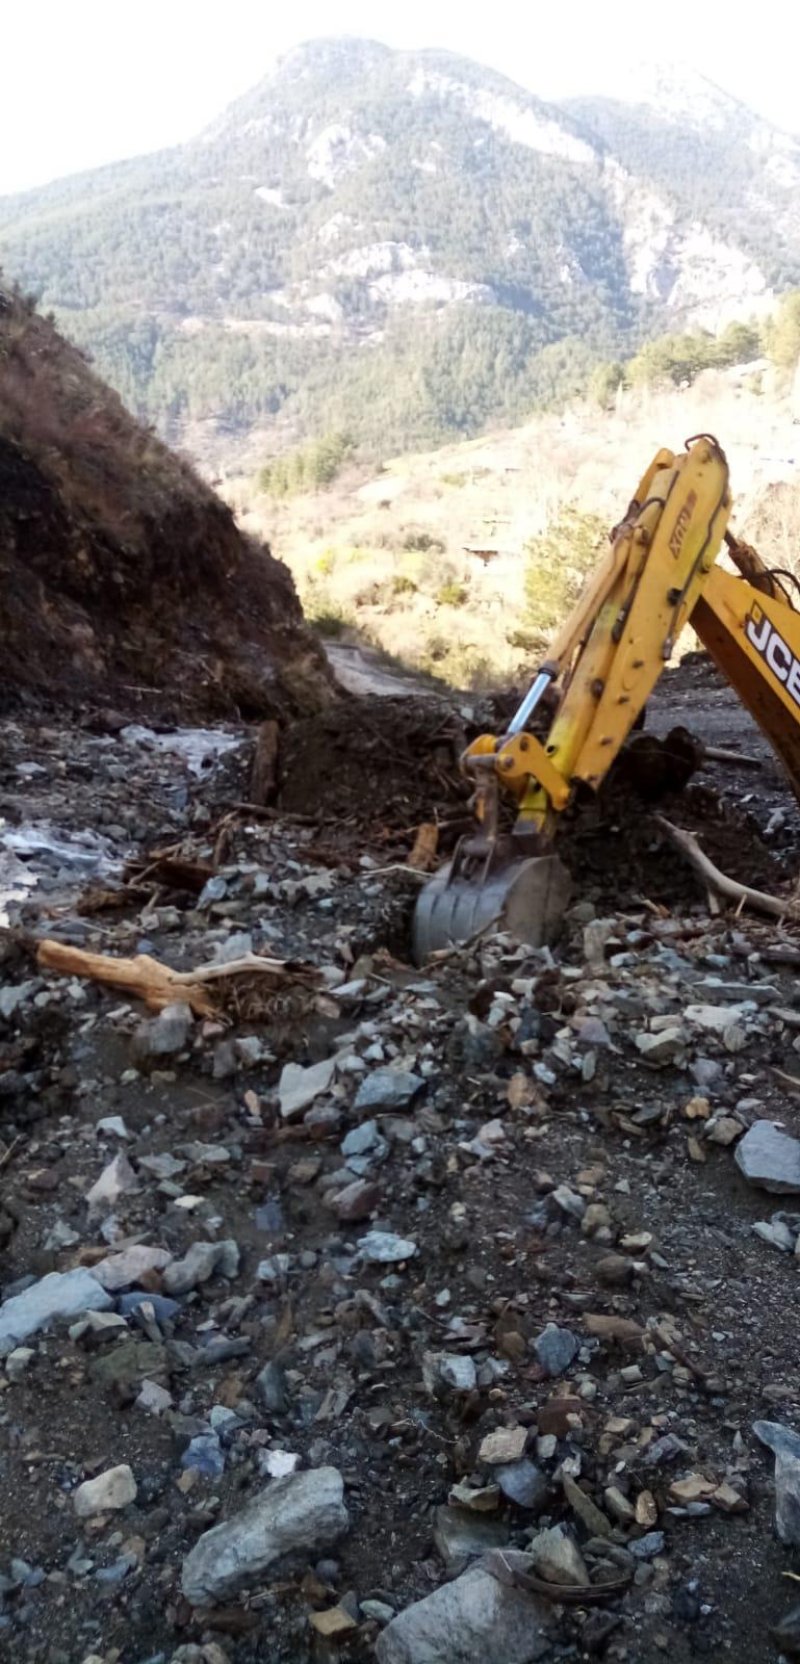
[3,664,800,1664]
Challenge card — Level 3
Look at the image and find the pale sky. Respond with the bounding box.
[0,0,794,196]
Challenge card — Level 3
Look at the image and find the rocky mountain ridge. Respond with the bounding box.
[1,39,798,458]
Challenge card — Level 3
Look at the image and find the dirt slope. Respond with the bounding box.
[0,286,331,720]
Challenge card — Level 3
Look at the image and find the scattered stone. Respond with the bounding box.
[182,1433,225,1478]
[635,1490,658,1527]
[683,1095,710,1120]
[495,1460,548,1513]
[354,1069,424,1112]
[754,1420,800,1544]
[479,1426,528,1466]
[118,1291,180,1323]
[342,1120,381,1157]
[180,1467,349,1604]
[753,1217,796,1252]
[635,1028,685,1066]
[162,1240,239,1294]
[595,1254,634,1288]
[90,1245,173,1291]
[562,1473,612,1538]
[422,1352,478,1396]
[628,1531,666,1560]
[309,1606,358,1638]
[331,1179,380,1221]
[528,1524,590,1587]
[73,1464,137,1517]
[584,1314,643,1345]
[707,1115,744,1146]
[86,1152,138,1215]
[134,1002,194,1058]
[96,1115,129,1139]
[0,1268,112,1353]
[255,1359,290,1415]
[449,1481,501,1513]
[375,1563,553,1664]
[361,1599,396,1625]
[433,1504,509,1570]
[5,1346,35,1379]
[534,1323,579,1378]
[137,1378,173,1415]
[278,1057,336,1121]
[604,1485,635,1524]
[735,1121,800,1193]
[357,1230,417,1264]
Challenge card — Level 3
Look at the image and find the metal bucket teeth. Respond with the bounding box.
[412,854,572,964]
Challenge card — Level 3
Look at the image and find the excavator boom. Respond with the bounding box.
[413,435,800,961]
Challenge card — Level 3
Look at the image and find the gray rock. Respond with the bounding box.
[753,1218,797,1252]
[634,1028,685,1066]
[495,1460,548,1512]
[691,1056,722,1090]
[354,1069,424,1112]
[0,981,37,1018]
[134,1002,193,1059]
[138,1152,187,1180]
[118,1291,181,1323]
[180,1466,349,1604]
[628,1531,665,1560]
[0,1268,112,1354]
[255,1359,290,1414]
[754,1419,800,1544]
[527,1524,589,1587]
[422,1352,477,1397]
[278,1057,336,1121]
[5,1346,35,1380]
[432,1505,509,1571]
[73,1464,137,1517]
[162,1239,238,1295]
[735,1121,800,1193]
[341,1119,381,1157]
[182,1433,225,1478]
[534,1323,579,1378]
[375,1563,552,1664]
[361,1599,396,1625]
[90,1246,173,1291]
[96,1115,129,1139]
[357,1230,417,1264]
[86,1152,138,1215]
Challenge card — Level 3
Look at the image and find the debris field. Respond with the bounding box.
[4,663,800,1664]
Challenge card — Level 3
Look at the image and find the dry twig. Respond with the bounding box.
[655,816,800,921]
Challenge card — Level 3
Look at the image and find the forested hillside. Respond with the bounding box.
[1,39,798,460]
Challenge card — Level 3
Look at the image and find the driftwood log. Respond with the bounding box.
[36,940,322,1018]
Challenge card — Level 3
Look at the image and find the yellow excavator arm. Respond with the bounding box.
[413,435,800,961]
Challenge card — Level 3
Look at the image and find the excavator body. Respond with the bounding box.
[413,435,800,961]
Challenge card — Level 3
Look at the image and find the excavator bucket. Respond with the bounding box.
[412,853,572,964]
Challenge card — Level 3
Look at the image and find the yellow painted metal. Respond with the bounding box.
[692,565,800,803]
[493,732,571,809]
[509,437,733,831]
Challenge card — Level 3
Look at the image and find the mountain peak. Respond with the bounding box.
[1,35,799,467]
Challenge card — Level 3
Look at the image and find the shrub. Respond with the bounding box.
[436,581,469,606]
[402,529,446,554]
[524,506,608,643]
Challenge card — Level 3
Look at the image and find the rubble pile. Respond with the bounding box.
[3,693,800,1663]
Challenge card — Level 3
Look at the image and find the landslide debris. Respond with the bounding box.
[4,673,800,1664]
[0,283,330,719]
